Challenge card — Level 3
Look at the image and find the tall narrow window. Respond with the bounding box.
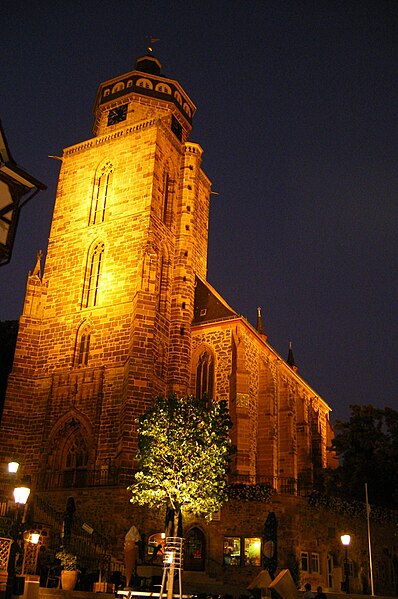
[63,431,89,488]
[301,551,309,572]
[162,171,174,226]
[157,255,169,314]
[77,333,91,366]
[196,350,214,400]
[89,163,113,225]
[82,243,104,308]
[311,552,320,573]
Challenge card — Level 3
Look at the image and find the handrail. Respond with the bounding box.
[36,469,316,497]
[36,467,135,491]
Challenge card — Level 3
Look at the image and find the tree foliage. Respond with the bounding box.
[323,404,398,508]
[128,395,234,522]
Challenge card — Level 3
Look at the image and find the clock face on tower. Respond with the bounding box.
[107,104,128,126]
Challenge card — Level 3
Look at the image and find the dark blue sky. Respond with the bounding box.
[1,1,397,422]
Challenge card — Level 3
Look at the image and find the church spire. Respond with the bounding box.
[256,307,267,340]
[30,250,42,279]
[287,340,298,372]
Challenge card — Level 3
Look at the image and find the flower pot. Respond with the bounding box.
[61,569,78,591]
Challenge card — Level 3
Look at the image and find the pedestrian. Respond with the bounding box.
[303,582,315,598]
[314,586,327,599]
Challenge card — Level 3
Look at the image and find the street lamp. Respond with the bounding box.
[341,534,351,593]
[13,486,30,522]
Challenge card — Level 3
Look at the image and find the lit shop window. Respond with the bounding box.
[223,537,261,566]
[223,537,241,566]
[244,538,261,566]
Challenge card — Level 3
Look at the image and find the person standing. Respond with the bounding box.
[124,525,140,588]
[303,582,315,598]
[314,586,327,599]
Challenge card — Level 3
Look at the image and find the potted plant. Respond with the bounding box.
[56,549,79,591]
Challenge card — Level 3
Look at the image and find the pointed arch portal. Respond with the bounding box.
[185,527,206,571]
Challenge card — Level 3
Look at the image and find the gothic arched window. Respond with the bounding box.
[196,350,214,401]
[89,162,113,225]
[77,332,91,366]
[63,431,89,488]
[82,243,105,308]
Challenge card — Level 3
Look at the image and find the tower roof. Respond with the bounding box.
[135,54,162,76]
[92,53,196,128]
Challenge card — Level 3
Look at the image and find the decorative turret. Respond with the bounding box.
[22,250,47,319]
[287,340,298,372]
[256,306,267,340]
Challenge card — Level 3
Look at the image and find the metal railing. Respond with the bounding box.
[36,468,318,498]
[228,474,317,496]
[36,467,135,491]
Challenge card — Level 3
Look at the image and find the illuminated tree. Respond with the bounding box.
[128,394,234,534]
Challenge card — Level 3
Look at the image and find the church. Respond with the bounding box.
[1,52,395,595]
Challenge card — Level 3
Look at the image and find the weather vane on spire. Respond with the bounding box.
[146,36,160,54]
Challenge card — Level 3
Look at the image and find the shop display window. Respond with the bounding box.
[223,537,241,565]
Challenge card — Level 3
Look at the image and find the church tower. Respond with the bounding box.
[1,52,211,476]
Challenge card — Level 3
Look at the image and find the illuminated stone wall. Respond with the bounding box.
[0,62,211,472]
[191,318,333,486]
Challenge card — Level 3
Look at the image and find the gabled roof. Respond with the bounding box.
[192,275,332,414]
[193,276,237,325]
[0,122,46,190]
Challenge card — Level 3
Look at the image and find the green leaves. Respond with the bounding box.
[128,395,235,519]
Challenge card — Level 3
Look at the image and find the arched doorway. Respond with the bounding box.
[185,528,206,571]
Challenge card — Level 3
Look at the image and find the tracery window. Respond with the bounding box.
[89,162,113,225]
[82,243,105,308]
[63,431,89,488]
[195,350,214,400]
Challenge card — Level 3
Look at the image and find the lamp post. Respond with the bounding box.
[13,486,30,524]
[341,534,351,593]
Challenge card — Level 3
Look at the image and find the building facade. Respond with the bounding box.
[1,53,396,594]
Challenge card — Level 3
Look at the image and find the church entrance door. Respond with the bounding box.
[184,527,205,571]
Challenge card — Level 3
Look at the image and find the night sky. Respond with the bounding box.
[1,1,397,423]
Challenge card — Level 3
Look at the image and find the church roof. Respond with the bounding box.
[193,276,332,414]
[193,276,237,325]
